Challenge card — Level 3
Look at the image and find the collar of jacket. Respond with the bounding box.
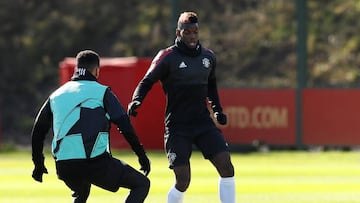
[175,37,201,57]
[71,68,97,81]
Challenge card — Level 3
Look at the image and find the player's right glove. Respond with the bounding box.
[32,155,48,182]
[214,112,227,125]
[127,100,141,117]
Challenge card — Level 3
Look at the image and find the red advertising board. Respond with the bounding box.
[60,57,360,148]
[302,89,360,145]
[59,58,297,148]
[218,89,296,145]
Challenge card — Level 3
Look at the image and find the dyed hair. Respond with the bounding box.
[177,11,198,30]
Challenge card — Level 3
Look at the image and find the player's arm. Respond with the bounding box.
[103,88,150,175]
[31,98,52,182]
[128,49,170,116]
[207,57,227,125]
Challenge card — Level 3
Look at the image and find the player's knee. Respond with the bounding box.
[134,173,150,192]
[173,165,191,192]
[143,176,150,191]
[219,161,234,177]
[175,177,190,192]
[211,152,235,177]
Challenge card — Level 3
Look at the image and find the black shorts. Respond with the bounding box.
[56,153,143,192]
[164,121,229,169]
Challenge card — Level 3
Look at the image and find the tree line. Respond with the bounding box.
[0,0,359,143]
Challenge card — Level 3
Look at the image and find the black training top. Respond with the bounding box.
[132,38,223,127]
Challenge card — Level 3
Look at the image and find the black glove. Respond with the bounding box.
[137,152,151,176]
[127,100,141,117]
[32,155,48,182]
[32,164,48,182]
[214,112,227,125]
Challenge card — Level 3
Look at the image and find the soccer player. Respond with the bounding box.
[128,12,235,203]
[31,50,151,203]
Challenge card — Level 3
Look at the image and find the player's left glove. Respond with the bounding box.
[32,155,48,182]
[132,143,151,176]
[138,152,151,176]
[32,165,48,182]
[214,112,227,125]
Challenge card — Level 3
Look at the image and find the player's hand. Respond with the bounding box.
[32,165,48,182]
[138,153,151,176]
[128,100,141,117]
[214,112,227,125]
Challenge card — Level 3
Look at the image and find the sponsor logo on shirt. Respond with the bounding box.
[179,61,187,69]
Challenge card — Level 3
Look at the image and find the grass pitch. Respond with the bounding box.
[1,149,360,202]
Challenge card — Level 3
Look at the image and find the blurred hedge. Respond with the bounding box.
[1,0,359,142]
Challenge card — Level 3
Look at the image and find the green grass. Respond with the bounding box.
[1,150,360,202]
